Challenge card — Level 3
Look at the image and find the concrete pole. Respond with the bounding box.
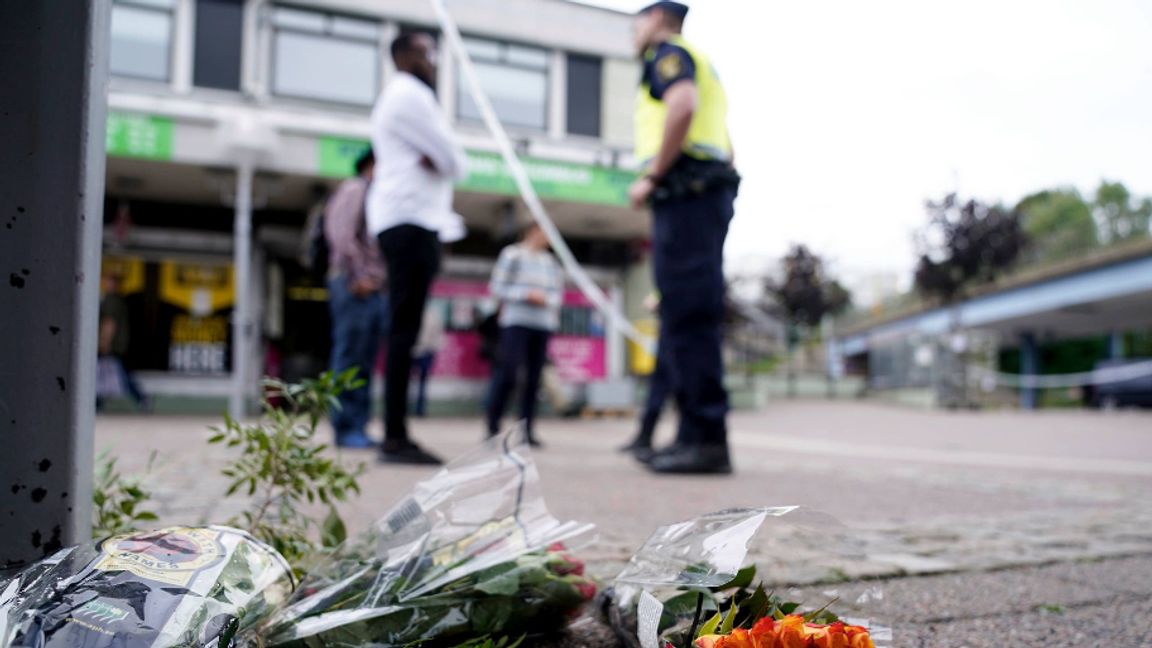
[230,162,255,420]
[0,0,109,567]
[1019,332,1039,411]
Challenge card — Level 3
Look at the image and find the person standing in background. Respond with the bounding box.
[98,272,150,412]
[324,149,387,449]
[412,303,445,418]
[486,224,564,448]
[369,32,467,465]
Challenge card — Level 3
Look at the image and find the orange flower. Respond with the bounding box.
[774,615,809,648]
[844,625,875,648]
[694,615,873,648]
[749,617,779,648]
[807,622,849,648]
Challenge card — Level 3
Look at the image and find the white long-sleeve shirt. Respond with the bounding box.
[366,72,468,242]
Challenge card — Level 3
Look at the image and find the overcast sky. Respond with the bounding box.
[579,0,1152,294]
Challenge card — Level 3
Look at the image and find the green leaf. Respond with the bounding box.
[720,600,737,634]
[713,565,757,592]
[661,590,718,629]
[474,569,522,596]
[803,598,840,624]
[321,507,347,548]
[742,585,772,626]
[696,611,722,638]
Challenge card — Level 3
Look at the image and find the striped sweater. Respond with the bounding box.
[489,244,564,332]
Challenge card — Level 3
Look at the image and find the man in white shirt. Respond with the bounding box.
[369,32,467,465]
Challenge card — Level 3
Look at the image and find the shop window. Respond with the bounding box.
[193,0,244,91]
[457,36,550,131]
[566,54,602,137]
[110,0,176,82]
[270,5,381,106]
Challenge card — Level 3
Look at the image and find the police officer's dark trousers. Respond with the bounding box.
[651,180,735,448]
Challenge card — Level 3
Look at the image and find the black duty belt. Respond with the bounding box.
[651,158,742,204]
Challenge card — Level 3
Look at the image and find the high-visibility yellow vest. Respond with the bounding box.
[634,35,731,166]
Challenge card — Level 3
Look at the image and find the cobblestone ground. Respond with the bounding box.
[96,401,1152,647]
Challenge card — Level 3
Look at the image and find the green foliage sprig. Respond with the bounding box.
[209,369,366,570]
[92,451,159,538]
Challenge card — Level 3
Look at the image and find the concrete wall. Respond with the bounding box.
[311,0,635,58]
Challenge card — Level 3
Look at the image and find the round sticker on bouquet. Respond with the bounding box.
[94,527,227,587]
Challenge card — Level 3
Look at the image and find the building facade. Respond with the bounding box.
[101,0,649,411]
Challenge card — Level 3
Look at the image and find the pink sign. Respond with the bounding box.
[426,278,607,383]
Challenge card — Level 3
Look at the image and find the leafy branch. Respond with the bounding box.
[92,451,159,538]
[208,368,367,570]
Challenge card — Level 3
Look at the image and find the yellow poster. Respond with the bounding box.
[160,262,234,374]
[159,262,234,316]
[100,256,145,295]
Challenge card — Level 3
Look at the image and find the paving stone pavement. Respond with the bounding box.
[95,401,1152,647]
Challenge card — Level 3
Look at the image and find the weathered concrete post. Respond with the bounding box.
[0,0,109,567]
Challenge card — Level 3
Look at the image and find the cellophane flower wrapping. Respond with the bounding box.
[0,526,295,648]
[251,432,597,647]
[605,507,891,648]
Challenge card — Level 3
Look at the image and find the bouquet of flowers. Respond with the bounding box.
[0,526,294,647]
[603,508,888,648]
[694,615,874,648]
[251,432,597,647]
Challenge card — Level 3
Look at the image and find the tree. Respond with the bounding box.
[914,194,1027,303]
[769,245,852,396]
[1094,181,1152,244]
[1016,188,1098,263]
[773,245,851,327]
[913,194,1026,409]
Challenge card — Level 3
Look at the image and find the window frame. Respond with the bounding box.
[109,0,178,84]
[455,34,552,132]
[267,3,384,108]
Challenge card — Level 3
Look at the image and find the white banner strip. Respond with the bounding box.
[969,360,1152,389]
[429,0,656,353]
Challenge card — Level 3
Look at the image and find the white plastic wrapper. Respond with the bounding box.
[605,507,892,648]
[253,432,597,647]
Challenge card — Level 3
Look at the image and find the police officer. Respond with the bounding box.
[629,1,739,474]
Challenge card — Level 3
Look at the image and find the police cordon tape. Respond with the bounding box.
[967,359,1152,390]
[429,0,657,354]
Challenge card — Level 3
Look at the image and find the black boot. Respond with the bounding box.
[647,444,732,475]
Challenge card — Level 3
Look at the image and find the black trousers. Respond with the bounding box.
[377,224,441,444]
[486,325,551,438]
[651,181,736,447]
[637,340,673,444]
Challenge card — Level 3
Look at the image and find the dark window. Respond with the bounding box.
[194,0,244,90]
[566,54,602,137]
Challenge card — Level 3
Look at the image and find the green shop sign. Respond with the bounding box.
[317,136,372,178]
[106,112,173,160]
[316,137,635,207]
[459,150,634,207]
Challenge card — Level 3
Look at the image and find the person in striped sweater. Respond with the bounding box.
[485,223,564,447]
